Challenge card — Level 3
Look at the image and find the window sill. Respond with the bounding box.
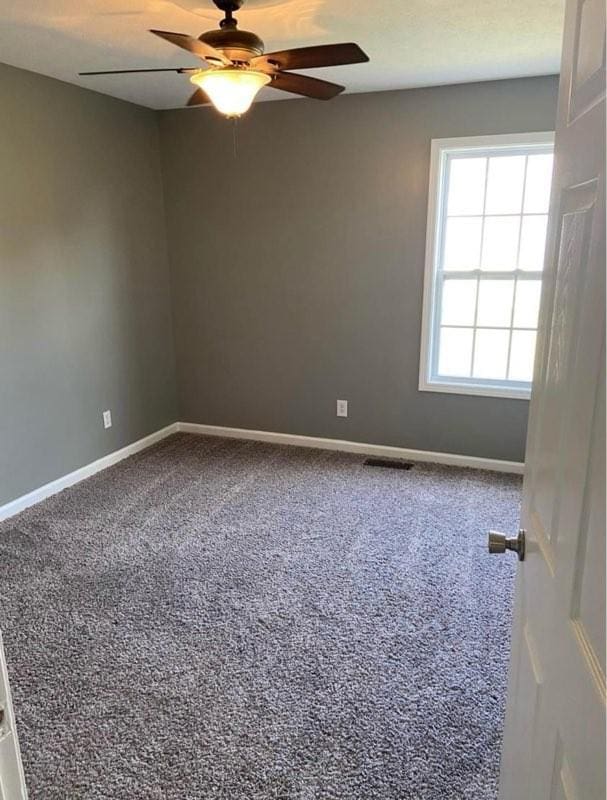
[419,379,531,401]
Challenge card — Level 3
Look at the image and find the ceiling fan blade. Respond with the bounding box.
[149,29,230,65]
[252,43,368,72]
[79,67,195,76]
[187,88,211,107]
[269,72,344,100]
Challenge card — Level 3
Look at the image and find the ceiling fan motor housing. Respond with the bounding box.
[200,24,265,63]
[203,1,264,63]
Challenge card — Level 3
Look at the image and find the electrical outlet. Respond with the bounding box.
[336,399,348,418]
[103,410,112,429]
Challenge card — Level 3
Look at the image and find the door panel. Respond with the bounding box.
[0,632,27,799]
[574,375,606,679]
[550,738,578,800]
[498,0,605,797]
[569,0,606,120]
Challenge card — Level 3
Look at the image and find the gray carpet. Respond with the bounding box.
[0,433,520,799]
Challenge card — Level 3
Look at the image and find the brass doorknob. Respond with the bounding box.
[488,529,526,561]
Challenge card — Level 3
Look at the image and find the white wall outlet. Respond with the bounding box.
[102,410,112,429]
[336,399,348,418]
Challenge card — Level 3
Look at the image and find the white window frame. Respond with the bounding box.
[419,131,555,400]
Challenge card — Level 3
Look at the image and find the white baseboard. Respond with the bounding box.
[0,420,523,523]
[0,423,179,523]
[177,422,525,475]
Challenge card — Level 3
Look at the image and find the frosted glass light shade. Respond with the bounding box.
[191,68,271,117]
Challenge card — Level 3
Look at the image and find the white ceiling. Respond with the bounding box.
[0,0,565,110]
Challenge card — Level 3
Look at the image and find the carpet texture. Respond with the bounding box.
[0,434,520,799]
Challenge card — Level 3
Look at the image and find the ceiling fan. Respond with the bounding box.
[80,0,369,118]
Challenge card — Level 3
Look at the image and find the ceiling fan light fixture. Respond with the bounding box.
[190,67,270,117]
[82,5,369,114]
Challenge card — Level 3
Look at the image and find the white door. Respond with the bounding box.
[497,0,606,797]
[0,631,27,799]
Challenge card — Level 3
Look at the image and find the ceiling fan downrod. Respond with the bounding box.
[213,0,245,27]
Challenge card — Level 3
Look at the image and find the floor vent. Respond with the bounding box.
[364,458,413,470]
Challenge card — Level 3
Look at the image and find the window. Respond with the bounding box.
[419,132,555,399]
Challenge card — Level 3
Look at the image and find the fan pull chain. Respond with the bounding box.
[232,118,238,159]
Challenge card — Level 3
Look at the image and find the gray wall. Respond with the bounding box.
[0,63,177,505]
[0,69,559,508]
[159,75,559,462]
